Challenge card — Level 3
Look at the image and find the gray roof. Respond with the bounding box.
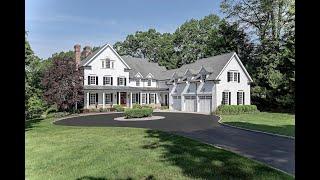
[84,85,168,91]
[158,52,235,80]
[121,56,167,79]
[80,44,236,81]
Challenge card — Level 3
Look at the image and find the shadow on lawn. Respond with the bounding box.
[143,129,289,179]
[76,175,155,180]
[224,121,295,137]
[25,118,44,131]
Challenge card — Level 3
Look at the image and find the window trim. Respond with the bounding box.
[141,93,147,104]
[118,77,126,86]
[222,91,230,105]
[150,93,156,104]
[105,93,112,104]
[103,76,112,85]
[89,93,96,105]
[89,76,96,85]
[237,91,245,105]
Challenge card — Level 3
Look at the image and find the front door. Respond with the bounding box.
[120,92,126,105]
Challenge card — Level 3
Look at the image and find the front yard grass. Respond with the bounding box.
[26,116,293,180]
[220,112,295,137]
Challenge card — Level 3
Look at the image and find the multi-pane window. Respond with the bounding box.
[222,92,230,105]
[89,76,96,85]
[105,59,111,68]
[148,79,152,86]
[136,79,140,86]
[89,93,96,105]
[150,93,156,104]
[101,60,105,68]
[118,77,125,86]
[105,93,112,104]
[141,93,146,104]
[103,76,112,85]
[237,92,245,105]
[228,71,240,82]
[132,94,137,104]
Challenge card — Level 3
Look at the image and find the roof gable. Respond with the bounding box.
[81,44,131,69]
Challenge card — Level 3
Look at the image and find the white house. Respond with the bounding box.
[75,43,253,114]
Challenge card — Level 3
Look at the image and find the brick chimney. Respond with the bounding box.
[74,44,81,68]
[81,46,92,58]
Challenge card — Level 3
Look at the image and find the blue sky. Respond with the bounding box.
[26,0,223,59]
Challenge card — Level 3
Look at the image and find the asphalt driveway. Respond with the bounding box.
[54,112,295,175]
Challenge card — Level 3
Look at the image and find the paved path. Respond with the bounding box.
[54,112,295,175]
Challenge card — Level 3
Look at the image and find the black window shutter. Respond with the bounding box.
[149,94,151,104]
[229,92,231,105]
[111,93,113,103]
[136,94,139,102]
[117,77,119,85]
[124,78,127,86]
[138,93,140,104]
[88,76,91,85]
[155,94,157,104]
[222,92,225,105]
[103,77,105,85]
[227,72,230,82]
[111,77,113,85]
[238,73,240,83]
[96,93,98,103]
[96,76,98,85]
[237,92,239,105]
[243,92,245,105]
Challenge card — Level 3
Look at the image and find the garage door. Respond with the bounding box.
[184,96,196,112]
[199,95,212,113]
[172,96,181,111]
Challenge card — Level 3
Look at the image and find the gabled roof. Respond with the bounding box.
[121,55,166,79]
[80,44,131,69]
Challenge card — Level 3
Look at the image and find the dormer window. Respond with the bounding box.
[201,74,206,82]
[147,79,152,86]
[136,79,140,86]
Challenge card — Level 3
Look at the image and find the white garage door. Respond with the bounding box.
[172,96,181,111]
[184,96,196,112]
[199,95,212,113]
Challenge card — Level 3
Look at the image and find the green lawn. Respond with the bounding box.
[26,117,293,180]
[220,112,295,137]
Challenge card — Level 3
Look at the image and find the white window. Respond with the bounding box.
[136,79,140,86]
[237,92,245,105]
[132,94,137,104]
[89,93,96,105]
[101,60,105,68]
[105,93,112,104]
[103,76,112,85]
[227,72,233,82]
[234,73,238,82]
[141,93,146,104]
[150,93,156,104]
[222,92,230,105]
[148,79,152,86]
[105,59,111,68]
[118,77,125,86]
[89,76,96,85]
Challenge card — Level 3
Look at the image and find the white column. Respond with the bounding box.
[86,92,89,109]
[118,92,121,105]
[147,93,149,104]
[130,92,133,108]
[102,92,105,109]
[156,93,159,104]
[140,92,142,105]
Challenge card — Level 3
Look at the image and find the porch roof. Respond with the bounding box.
[84,85,169,92]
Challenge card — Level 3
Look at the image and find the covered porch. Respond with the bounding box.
[83,86,169,109]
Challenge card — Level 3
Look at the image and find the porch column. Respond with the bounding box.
[102,92,105,109]
[130,92,133,108]
[86,92,89,109]
[156,93,159,104]
[118,92,121,105]
[140,92,142,105]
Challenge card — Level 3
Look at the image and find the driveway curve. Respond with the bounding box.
[54,112,295,175]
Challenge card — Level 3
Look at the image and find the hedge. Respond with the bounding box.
[215,105,258,115]
[113,104,125,112]
[124,108,153,118]
[133,104,142,109]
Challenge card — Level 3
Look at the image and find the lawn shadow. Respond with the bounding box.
[25,118,44,131]
[223,121,295,137]
[143,129,291,179]
[76,175,154,180]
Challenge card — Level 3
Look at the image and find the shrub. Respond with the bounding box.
[133,104,142,109]
[142,105,153,109]
[113,104,125,112]
[124,108,153,118]
[160,106,169,110]
[214,105,258,115]
[27,96,46,119]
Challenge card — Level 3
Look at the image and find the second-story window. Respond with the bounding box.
[148,79,152,86]
[88,76,97,85]
[136,79,140,86]
[118,77,126,86]
[103,76,112,85]
[105,59,111,68]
